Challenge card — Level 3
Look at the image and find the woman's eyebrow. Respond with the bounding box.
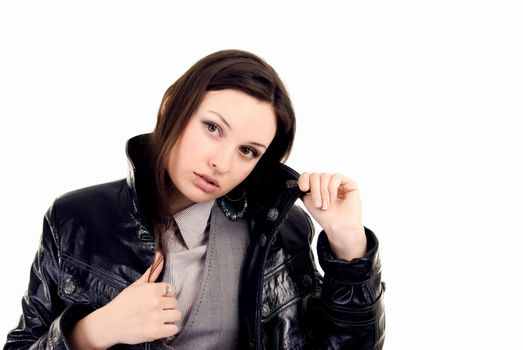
[250,142,267,150]
[208,111,232,130]
[208,110,268,150]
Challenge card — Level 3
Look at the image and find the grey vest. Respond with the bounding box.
[155,204,250,349]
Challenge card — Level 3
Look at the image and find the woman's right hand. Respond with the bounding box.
[68,252,181,349]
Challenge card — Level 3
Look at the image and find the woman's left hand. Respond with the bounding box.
[298,172,367,261]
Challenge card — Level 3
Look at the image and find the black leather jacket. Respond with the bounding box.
[4,134,385,349]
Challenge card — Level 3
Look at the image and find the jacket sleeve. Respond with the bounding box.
[309,227,386,349]
[3,205,95,350]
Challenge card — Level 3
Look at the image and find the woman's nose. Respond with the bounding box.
[208,147,234,173]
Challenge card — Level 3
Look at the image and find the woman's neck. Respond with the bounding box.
[166,186,195,215]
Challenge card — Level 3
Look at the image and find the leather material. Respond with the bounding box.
[4,134,385,350]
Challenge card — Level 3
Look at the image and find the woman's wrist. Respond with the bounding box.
[67,306,115,350]
[325,225,367,261]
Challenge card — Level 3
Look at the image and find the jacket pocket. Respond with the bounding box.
[58,253,127,308]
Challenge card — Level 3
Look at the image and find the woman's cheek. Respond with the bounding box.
[242,165,256,179]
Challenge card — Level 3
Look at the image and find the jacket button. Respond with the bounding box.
[261,303,270,317]
[259,234,267,247]
[64,280,76,295]
[267,208,279,221]
[301,274,313,287]
[285,179,298,189]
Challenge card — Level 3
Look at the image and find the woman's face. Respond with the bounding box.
[166,89,277,213]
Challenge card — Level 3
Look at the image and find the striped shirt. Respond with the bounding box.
[161,200,215,331]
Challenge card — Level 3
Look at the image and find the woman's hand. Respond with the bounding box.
[68,252,180,349]
[298,172,367,261]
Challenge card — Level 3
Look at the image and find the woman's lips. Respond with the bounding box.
[193,172,220,193]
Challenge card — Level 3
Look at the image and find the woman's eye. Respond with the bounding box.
[240,147,258,158]
[204,122,220,135]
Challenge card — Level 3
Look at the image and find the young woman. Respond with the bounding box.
[4,49,385,349]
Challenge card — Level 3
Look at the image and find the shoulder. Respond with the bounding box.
[43,179,140,260]
[49,179,129,231]
[54,179,126,212]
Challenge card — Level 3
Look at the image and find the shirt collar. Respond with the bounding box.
[172,200,215,249]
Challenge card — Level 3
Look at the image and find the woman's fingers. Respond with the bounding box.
[298,172,310,193]
[327,173,344,205]
[147,252,165,283]
[132,252,164,286]
[300,172,350,210]
[161,308,182,324]
[157,305,181,339]
[340,176,359,192]
[161,294,178,310]
[320,173,332,209]
[299,172,323,208]
[160,282,176,297]
[308,173,322,208]
[157,323,180,339]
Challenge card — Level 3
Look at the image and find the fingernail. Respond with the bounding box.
[315,201,322,208]
[322,200,329,210]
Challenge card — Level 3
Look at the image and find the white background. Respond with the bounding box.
[1,1,522,348]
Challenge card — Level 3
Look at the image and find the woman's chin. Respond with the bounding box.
[183,187,222,203]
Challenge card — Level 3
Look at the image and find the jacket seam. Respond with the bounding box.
[323,273,373,286]
[47,203,62,266]
[263,249,309,280]
[261,290,309,322]
[322,287,384,313]
[61,253,128,288]
[323,310,377,327]
[255,192,302,349]
[299,206,315,245]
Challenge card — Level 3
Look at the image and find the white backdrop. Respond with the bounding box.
[1,1,522,348]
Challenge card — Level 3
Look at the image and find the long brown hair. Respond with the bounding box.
[147,49,296,240]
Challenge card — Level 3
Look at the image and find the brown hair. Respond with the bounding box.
[146,49,296,240]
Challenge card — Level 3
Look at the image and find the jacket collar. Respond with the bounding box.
[124,133,304,232]
[125,134,152,222]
